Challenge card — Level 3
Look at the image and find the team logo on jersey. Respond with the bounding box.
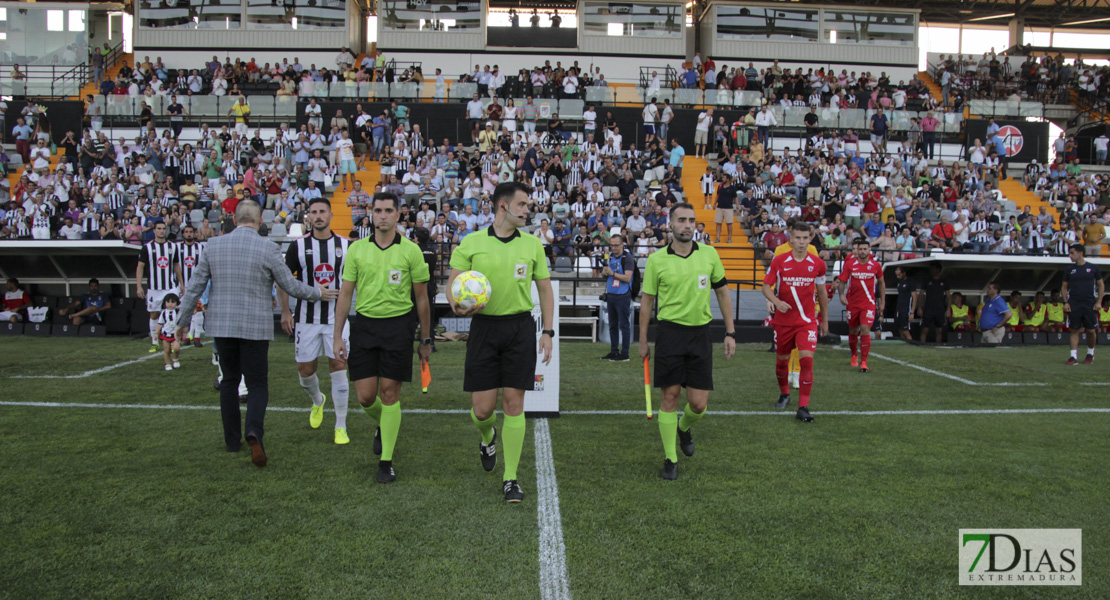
[389,269,402,284]
[156,257,170,269]
[698,275,709,290]
[807,265,814,272]
[515,263,528,279]
[313,263,336,285]
[335,247,343,257]
[183,256,197,268]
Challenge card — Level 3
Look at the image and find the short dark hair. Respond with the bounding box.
[492,181,531,213]
[1069,243,1085,254]
[88,278,99,285]
[987,282,1001,293]
[610,233,625,243]
[307,197,331,210]
[853,237,869,246]
[670,202,696,220]
[371,192,400,209]
[163,293,180,307]
[790,221,812,234]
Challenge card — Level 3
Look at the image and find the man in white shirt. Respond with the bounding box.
[642,99,659,145]
[755,105,778,146]
[466,93,485,144]
[58,216,83,240]
[694,108,713,159]
[659,99,674,145]
[335,47,353,71]
[582,104,597,141]
[1095,133,1109,165]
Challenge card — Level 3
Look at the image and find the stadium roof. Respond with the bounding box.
[797,0,1110,30]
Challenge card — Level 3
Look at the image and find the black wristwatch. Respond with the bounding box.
[420,337,433,345]
[541,329,556,337]
[724,331,737,339]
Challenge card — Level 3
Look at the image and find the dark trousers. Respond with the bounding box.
[923,132,936,159]
[606,292,632,353]
[214,337,269,450]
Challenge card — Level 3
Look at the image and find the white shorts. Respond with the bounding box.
[0,311,23,321]
[146,288,173,313]
[295,322,350,363]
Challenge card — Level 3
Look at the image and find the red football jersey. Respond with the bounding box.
[764,251,828,328]
[837,255,883,309]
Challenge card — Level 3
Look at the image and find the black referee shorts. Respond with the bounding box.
[922,311,946,329]
[654,321,713,391]
[348,313,416,383]
[1068,305,1098,331]
[464,312,537,393]
[894,311,911,332]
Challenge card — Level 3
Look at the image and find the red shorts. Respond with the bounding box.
[846,305,876,329]
[159,334,176,343]
[774,323,818,355]
[952,323,976,332]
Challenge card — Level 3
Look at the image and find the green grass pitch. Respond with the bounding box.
[0,336,1106,599]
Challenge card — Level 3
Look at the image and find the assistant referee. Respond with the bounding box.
[334,191,432,483]
[639,202,736,481]
[448,181,554,504]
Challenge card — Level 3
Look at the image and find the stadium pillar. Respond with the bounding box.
[1008,17,1024,50]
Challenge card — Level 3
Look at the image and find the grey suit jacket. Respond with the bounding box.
[176,226,320,340]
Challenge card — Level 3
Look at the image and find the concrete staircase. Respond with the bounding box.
[327,161,380,238]
[680,155,761,287]
[79,53,133,99]
[918,71,943,104]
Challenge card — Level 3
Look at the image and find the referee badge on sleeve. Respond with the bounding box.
[698,275,709,289]
[389,269,402,284]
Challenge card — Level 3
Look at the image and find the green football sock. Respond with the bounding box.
[679,404,705,432]
[501,413,526,481]
[658,410,678,463]
[470,408,496,445]
[362,397,383,423]
[379,401,402,461]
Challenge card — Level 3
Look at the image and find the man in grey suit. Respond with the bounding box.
[175,201,338,467]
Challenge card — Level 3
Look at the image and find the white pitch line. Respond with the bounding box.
[864,351,1047,386]
[1,401,1108,417]
[535,419,571,600]
[9,346,195,379]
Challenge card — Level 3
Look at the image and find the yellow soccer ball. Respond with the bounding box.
[451,270,492,311]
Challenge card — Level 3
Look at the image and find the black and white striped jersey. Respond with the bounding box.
[177,241,206,288]
[139,240,180,291]
[284,233,348,325]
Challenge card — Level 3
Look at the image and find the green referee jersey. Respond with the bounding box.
[642,242,727,327]
[449,226,550,316]
[342,232,430,318]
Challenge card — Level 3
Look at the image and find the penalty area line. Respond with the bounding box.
[0,402,1107,417]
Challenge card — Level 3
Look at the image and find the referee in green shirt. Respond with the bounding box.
[448,181,555,503]
[335,192,432,483]
[638,202,736,481]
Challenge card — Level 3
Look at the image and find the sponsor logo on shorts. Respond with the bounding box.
[807,330,817,343]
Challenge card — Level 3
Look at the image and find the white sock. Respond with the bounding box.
[1087,347,1095,356]
[149,319,159,343]
[1070,349,1078,359]
[238,377,248,396]
[190,313,204,339]
[331,370,349,430]
[299,374,323,405]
